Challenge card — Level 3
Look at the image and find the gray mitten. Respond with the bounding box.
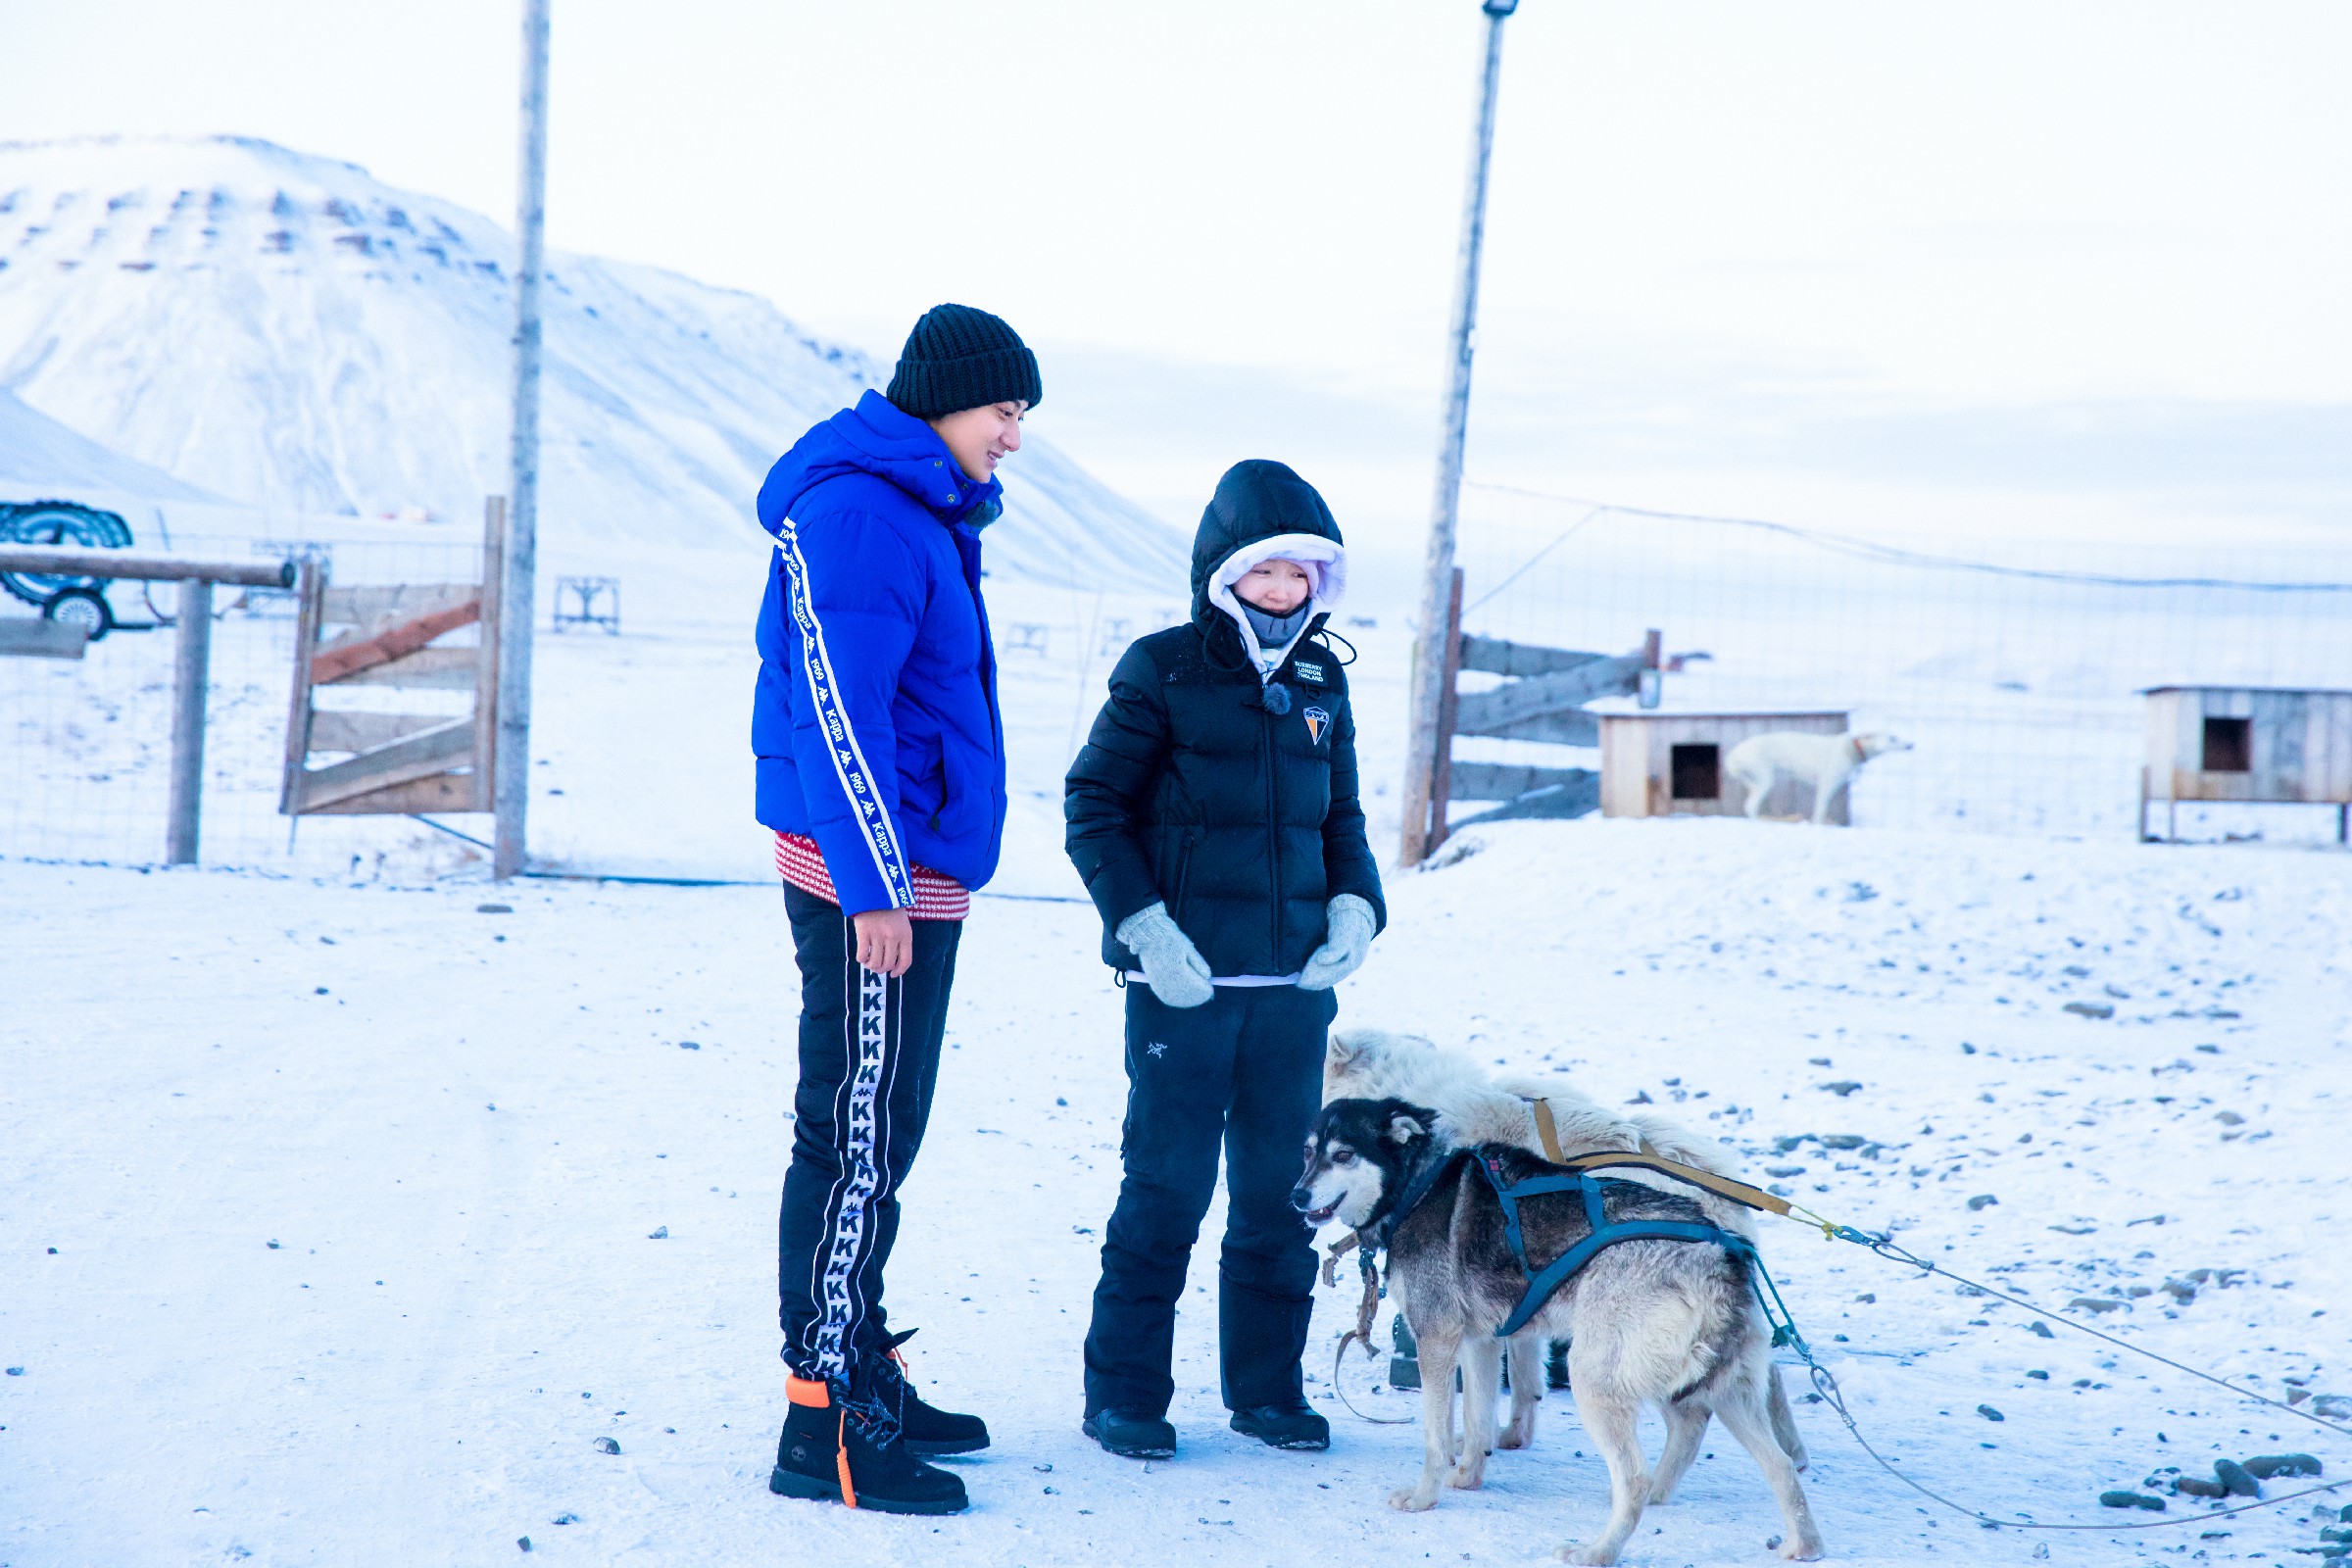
[1117,902,1215,1008]
[1298,894,1376,991]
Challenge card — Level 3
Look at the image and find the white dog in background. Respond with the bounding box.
[1321,1028,1807,1481]
[1726,730,1912,823]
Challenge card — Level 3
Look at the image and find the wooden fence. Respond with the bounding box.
[0,544,295,863]
[1410,565,1661,856]
[280,499,505,820]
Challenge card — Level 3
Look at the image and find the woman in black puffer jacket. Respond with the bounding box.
[1064,458,1386,1461]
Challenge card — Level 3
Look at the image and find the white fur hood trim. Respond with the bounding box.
[1207,532,1348,678]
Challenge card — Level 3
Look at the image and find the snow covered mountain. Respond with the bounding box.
[0,135,1187,588]
[0,385,220,503]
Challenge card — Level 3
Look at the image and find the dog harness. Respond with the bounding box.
[1469,1152,1764,1337]
[1354,1146,1777,1341]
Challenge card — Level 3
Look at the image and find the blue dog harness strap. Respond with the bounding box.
[1500,1218,1757,1338]
[1473,1152,1757,1340]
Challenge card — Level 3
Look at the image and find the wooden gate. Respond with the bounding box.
[1416,566,1666,852]
[279,500,505,819]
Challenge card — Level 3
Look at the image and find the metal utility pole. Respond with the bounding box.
[1399,0,1518,868]
[496,0,549,881]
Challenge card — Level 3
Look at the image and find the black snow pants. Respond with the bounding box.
[776,884,962,1385]
[1082,981,1337,1419]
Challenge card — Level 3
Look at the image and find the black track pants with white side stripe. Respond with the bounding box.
[1083,981,1337,1419]
[777,883,962,1385]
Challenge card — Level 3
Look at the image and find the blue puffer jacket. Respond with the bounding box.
[753,389,1008,914]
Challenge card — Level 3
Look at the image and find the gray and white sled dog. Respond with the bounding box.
[1296,1098,1826,1564]
[1322,1028,1806,1468]
[1724,730,1912,824]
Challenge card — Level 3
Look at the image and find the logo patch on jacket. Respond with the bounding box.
[1302,706,1331,745]
[1294,661,1326,684]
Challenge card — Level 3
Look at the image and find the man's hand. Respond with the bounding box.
[853,907,914,978]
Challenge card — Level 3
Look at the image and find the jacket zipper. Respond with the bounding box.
[1262,699,1282,963]
[1172,830,1200,922]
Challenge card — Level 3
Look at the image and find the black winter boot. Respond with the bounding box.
[867,1330,990,1456]
[1229,1402,1330,1450]
[769,1373,968,1515]
[1084,1407,1177,1460]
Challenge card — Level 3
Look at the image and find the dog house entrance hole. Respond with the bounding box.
[2201,716,2252,773]
[1670,743,1721,801]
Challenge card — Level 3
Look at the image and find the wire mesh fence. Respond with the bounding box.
[0,528,1196,886]
[13,497,2346,882]
[1451,485,2352,846]
[1,532,488,877]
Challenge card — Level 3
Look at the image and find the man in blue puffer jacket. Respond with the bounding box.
[754,304,1034,1517]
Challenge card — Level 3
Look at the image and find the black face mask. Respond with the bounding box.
[1239,599,1310,650]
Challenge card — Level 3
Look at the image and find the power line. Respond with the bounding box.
[1465,481,2352,594]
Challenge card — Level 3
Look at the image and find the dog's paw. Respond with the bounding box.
[1558,1545,1618,1566]
[1775,1534,1825,1561]
[1445,1462,1485,1491]
[1388,1486,1440,1512]
[1496,1426,1529,1451]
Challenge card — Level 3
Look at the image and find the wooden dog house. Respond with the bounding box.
[1598,710,1850,823]
[2140,685,2352,843]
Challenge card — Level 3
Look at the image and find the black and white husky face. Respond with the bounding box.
[1291,1097,1436,1230]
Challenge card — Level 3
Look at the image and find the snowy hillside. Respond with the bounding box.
[0,135,1187,589]
[0,385,219,502]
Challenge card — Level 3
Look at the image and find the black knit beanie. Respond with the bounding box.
[883,304,1044,420]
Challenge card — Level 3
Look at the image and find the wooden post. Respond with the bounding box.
[1425,567,1466,856]
[1400,0,1518,869]
[278,560,325,816]
[475,496,506,812]
[167,578,213,864]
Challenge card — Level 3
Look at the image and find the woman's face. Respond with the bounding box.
[929,401,1027,483]
[1234,558,1312,615]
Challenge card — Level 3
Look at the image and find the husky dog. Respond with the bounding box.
[1725,730,1912,824]
[1324,1029,1754,1229]
[1322,1029,1805,1471]
[1296,1099,1825,1565]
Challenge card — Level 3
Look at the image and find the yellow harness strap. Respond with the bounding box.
[1528,1098,1567,1163]
[1553,1149,1793,1216]
[1517,1095,1788,1216]
[1321,1229,1361,1289]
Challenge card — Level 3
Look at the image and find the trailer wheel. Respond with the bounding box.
[43,586,113,641]
[1,499,134,605]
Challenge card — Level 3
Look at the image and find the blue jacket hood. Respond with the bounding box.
[757,388,1003,537]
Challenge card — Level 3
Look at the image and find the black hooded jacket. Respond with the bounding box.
[1064,461,1387,977]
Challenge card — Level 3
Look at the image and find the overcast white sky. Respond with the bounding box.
[6,1,2349,546]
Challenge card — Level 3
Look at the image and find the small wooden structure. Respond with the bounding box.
[2140,685,2352,843]
[0,618,91,659]
[280,500,506,820]
[1598,710,1851,823]
[0,543,297,863]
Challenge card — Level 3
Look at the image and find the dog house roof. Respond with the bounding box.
[2141,684,2352,698]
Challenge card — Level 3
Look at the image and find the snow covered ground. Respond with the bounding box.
[5,819,2348,1567]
